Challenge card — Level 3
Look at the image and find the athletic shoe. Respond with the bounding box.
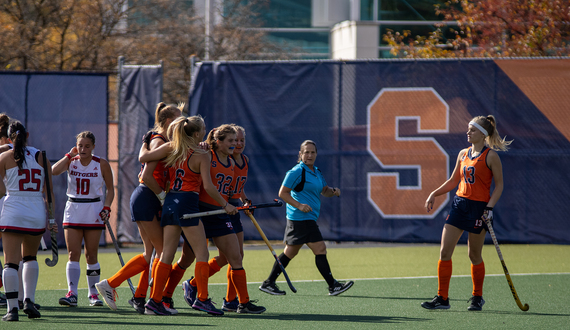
[162,297,178,315]
[89,294,104,306]
[145,298,172,316]
[128,297,146,314]
[59,291,78,307]
[222,297,239,312]
[259,281,286,295]
[328,280,354,296]
[23,298,41,319]
[467,295,485,311]
[95,279,118,311]
[192,298,224,315]
[236,300,266,314]
[182,277,197,307]
[2,307,18,322]
[19,300,40,310]
[421,295,451,309]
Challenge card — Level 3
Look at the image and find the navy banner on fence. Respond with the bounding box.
[188,59,570,244]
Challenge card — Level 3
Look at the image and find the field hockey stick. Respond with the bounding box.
[40,237,47,251]
[181,199,283,219]
[246,212,297,293]
[485,218,530,311]
[104,219,136,296]
[42,151,59,267]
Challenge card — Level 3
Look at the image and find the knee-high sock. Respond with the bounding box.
[195,261,210,302]
[149,257,160,291]
[225,266,237,302]
[437,259,453,300]
[230,268,249,304]
[163,263,186,298]
[18,261,23,301]
[315,254,336,287]
[3,265,18,311]
[150,261,171,303]
[135,266,150,298]
[86,262,101,296]
[22,260,39,303]
[108,254,148,288]
[66,261,81,296]
[190,258,221,287]
[471,261,485,297]
[266,253,291,283]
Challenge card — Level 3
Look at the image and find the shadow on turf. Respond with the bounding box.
[225,313,429,324]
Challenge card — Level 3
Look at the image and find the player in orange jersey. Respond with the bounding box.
[138,115,236,316]
[96,102,182,314]
[422,115,512,311]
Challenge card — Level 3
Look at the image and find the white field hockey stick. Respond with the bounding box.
[246,212,296,293]
[42,151,58,267]
[181,199,283,219]
[485,218,530,311]
[40,237,47,251]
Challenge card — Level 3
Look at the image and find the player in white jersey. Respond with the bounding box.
[51,131,114,308]
[0,121,56,322]
[0,113,10,307]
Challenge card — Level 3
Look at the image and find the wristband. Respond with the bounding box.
[485,206,493,211]
[224,202,229,208]
[157,191,166,199]
[65,153,72,160]
[102,206,111,212]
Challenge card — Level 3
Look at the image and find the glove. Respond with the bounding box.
[244,199,254,215]
[99,206,111,223]
[156,190,166,206]
[482,206,493,224]
[142,131,153,150]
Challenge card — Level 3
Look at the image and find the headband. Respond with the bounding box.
[469,121,488,137]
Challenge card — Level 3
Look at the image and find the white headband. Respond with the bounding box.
[469,121,488,137]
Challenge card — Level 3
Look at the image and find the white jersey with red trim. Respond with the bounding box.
[66,155,104,199]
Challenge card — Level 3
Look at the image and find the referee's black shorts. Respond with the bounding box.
[284,219,323,245]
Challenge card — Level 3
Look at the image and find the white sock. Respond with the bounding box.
[86,263,100,296]
[22,260,39,303]
[17,261,23,302]
[66,261,81,296]
[3,266,18,311]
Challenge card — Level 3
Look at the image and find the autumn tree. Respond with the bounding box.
[383,0,570,58]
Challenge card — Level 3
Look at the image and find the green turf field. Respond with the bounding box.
[2,243,569,329]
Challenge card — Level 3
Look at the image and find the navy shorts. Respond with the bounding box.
[161,192,200,227]
[130,184,161,222]
[228,200,243,234]
[446,195,489,234]
[283,219,323,245]
[200,203,236,239]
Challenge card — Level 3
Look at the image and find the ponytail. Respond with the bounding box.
[470,115,513,151]
[8,121,28,170]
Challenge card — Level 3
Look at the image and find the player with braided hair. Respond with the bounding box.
[422,115,512,311]
[52,131,114,308]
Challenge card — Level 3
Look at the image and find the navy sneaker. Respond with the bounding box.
[467,295,485,311]
[144,299,172,316]
[329,280,354,296]
[161,297,178,315]
[421,295,451,309]
[182,277,197,307]
[259,281,286,295]
[222,297,239,312]
[192,298,224,315]
[23,298,41,319]
[128,297,146,314]
[237,300,266,314]
[2,307,18,322]
[59,291,78,307]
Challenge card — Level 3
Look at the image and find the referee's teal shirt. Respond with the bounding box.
[282,161,327,221]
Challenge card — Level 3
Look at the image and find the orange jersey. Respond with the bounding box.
[199,150,235,206]
[139,133,169,190]
[456,147,493,202]
[229,153,248,200]
[168,150,202,193]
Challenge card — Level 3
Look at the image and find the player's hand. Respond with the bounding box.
[48,219,58,233]
[332,187,341,197]
[156,190,166,206]
[298,203,312,213]
[198,141,209,151]
[68,147,78,158]
[425,194,435,212]
[482,207,493,224]
[142,131,153,150]
[224,203,237,215]
[99,206,111,223]
[243,199,253,216]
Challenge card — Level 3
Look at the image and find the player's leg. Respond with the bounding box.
[2,232,24,321]
[20,234,42,318]
[467,229,487,311]
[222,230,244,312]
[60,228,84,306]
[161,240,195,315]
[84,229,103,306]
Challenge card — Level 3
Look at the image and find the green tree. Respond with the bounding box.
[384,0,570,58]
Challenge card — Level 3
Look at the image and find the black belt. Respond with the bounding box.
[68,197,101,203]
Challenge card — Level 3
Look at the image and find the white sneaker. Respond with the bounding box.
[95,279,118,310]
[89,294,104,306]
